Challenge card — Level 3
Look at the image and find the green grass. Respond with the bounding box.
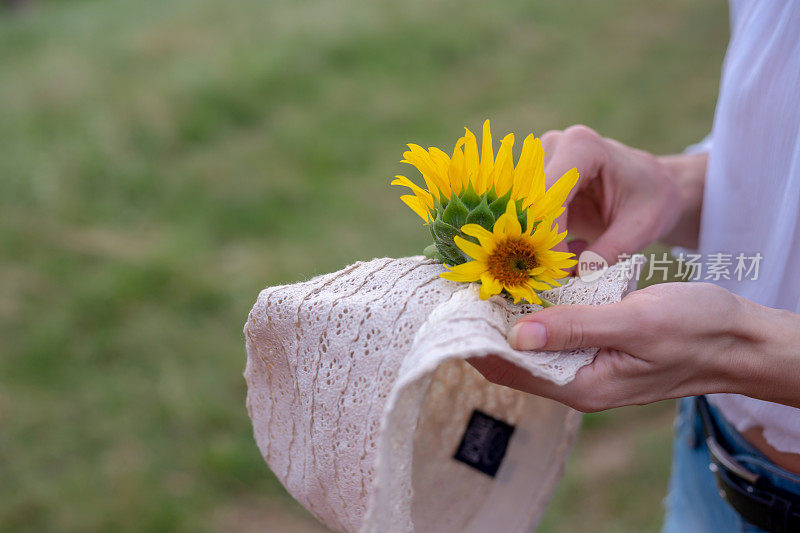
[0,0,728,531]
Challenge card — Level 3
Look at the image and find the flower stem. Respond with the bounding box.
[538,297,555,308]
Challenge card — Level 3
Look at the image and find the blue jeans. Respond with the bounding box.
[663,397,800,532]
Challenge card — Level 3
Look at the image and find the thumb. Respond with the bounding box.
[508,304,633,351]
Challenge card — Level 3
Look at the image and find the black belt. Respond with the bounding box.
[696,395,800,533]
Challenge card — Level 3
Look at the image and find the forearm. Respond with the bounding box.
[724,297,800,409]
[657,152,708,249]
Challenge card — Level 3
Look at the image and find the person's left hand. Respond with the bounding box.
[469,282,777,412]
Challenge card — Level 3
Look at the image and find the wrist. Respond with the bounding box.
[657,153,707,248]
[724,298,800,407]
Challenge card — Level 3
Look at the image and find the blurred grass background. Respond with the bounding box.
[0,0,728,531]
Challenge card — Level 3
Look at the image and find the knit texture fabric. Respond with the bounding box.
[244,255,642,532]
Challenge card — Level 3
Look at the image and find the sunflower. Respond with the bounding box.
[392,119,579,224]
[392,120,580,303]
[440,200,577,305]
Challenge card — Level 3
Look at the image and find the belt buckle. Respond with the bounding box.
[706,435,760,485]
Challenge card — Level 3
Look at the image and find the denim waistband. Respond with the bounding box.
[693,396,800,495]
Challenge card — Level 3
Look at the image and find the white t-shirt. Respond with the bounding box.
[699,1,800,454]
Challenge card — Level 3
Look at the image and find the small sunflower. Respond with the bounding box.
[440,200,577,304]
[392,120,580,304]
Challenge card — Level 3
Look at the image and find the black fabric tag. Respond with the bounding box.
[453,409,515,477]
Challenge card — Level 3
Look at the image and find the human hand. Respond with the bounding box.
[470,282,799,412]
[539,125,693,263]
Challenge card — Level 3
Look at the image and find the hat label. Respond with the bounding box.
[453,410,515,477]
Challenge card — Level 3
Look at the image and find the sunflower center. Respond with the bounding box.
[486,238,538,286]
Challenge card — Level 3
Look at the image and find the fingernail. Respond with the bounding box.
[508,322,547,350]
[567,239,588,257]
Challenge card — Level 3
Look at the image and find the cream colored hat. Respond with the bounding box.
[244,255,641,532]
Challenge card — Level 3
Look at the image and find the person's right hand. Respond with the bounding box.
[540,125,690,265]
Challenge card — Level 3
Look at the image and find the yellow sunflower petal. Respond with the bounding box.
[506,284,540,305]
[453,235,490,261]
[461,224,496,251]
[440,260,488,282]
[493,200,522,239]
[527,217,557,247]
[524,209,537,235]
[463,128,480,191]
[536,275,560,287]
[512,134,541,201]
[547,205,567,220]
[479,272,503,300]
[525,194,559,221]
[491,133,515,196]
[554,265,576,275]
[476,119,494,193]
[542,263,577,274]
[400,195,432,222]
[536,251,577,270]
[448,137,468,193]
[391,175,434,208]
[536,167,579,218]
[530,137,546,198]
[428,146,452,191]
[542,228,569,250]
[540,249,575,262]
[402,161,440,202]
[536,269,572,286]
[526,279,552,292]
[504,285,525,304]
[403,143,451,198]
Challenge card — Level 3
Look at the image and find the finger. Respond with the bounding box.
[543,125,604,191]
[567,239,588,257]
[585,206,657,265]
[566,186,605,241]
[542,127,606,250]
[540,130,562,166]
[508,303,636,351]
[467,353,618,412]
[468,354,587,406]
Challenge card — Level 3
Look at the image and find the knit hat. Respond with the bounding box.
[244,255,641,532]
